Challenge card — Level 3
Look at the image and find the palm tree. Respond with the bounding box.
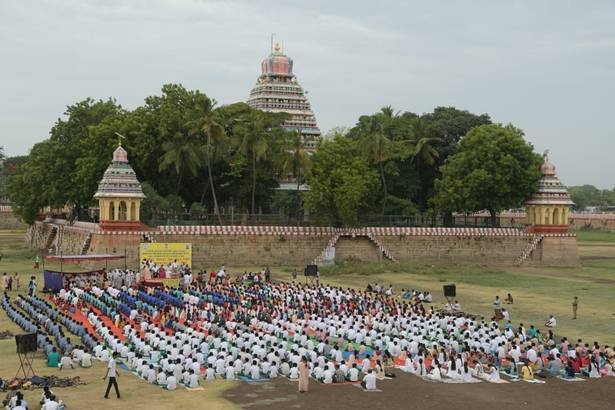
[158,132,202,194]
[360,114,393,215]
[188,99,225,225]
[281,130,311,223]
[236,110,271,214]
[409,118,441,170]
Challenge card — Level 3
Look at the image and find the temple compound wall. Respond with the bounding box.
[0,206,27,229]
[26,222,579,269]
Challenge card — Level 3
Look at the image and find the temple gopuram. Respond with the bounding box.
[247,43,321,151]
[94,143,146,231]
[525,152,574,233]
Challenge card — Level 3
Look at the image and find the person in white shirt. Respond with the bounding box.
[103,352,120,399]
[427,364,442,381]
[250,361,261,380]
[487,364,501,382]
[13,400,28,410]
[188,369,200,387]
[322,365,334,384]
[146,364,156,384]
[156,369,167,385]
[362,369,377,390]
[205,365,216,381]
[347,363,360,381]
[59,354,73,370]
[166,373,177,390]
[41,396,60,410]
[225,364,236,380]
[361,356,371,373]
[289,363,299,380]
[461,362,473,382]
[545,315,557,328]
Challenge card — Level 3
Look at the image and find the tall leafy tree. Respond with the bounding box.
[433,123,542,226]
[188,98,226,225]
[305,134,378,226]
[357,111,395,215]
[234,108,285,214]
[280,130,312,223]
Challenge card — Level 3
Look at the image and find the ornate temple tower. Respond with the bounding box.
[247,43,321,151]
[525,152,574,233]
[94,143,146,231]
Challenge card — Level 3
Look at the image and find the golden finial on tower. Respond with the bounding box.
[115,132,125,147]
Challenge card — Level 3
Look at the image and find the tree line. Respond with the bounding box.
[6,84,545,226]
[568,185,615,211]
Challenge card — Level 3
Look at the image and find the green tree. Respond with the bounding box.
[359,113,394,215]
[158,132,203,193]
[280,131,312,222]
[305,135,378,226]
[433,123,542,226]
[187,98,226,225]
[569,185,604,210]
[234,109,284,214]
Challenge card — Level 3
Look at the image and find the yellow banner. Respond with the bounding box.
[140,243,192,268]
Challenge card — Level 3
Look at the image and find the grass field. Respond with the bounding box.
[1,229,614,409]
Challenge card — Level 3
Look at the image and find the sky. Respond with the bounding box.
[1,0,614,187]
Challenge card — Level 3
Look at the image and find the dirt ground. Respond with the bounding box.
[223,368,615,410]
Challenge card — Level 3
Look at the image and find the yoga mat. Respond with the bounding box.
[352,384,382,392]
[557,376,585,382]
[238,375,271,383]
[523,379,546,384]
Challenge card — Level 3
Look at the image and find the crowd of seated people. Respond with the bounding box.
[2,267,614,398]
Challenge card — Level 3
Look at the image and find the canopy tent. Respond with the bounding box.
[42,254,126,291]
[44,269,106,291]
[43,254,125,262]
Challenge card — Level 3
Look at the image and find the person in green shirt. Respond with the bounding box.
[47,347,60,367]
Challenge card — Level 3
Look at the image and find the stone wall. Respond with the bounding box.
[26,222,579,268]
[0,206,27,229]
[335,237,382,263]
[375,235,533,266]
[88,232,331,269]
[532,236,579,267]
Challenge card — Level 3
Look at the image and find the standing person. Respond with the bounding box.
[13,272,20,291]
[34,255,40,269]
[264,267,271,283]
[291,269,297,284]
[316,270,320,286]
[28,276,37,297]
[572,296,578,320]
[297,356,309,393]
[493,295,501,320]
[103,352,121,399]
[1,272,7,293]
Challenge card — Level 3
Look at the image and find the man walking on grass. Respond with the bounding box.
[103,352,120,399]
[572,296,578,320]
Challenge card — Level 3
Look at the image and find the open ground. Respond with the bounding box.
[1,229,614,409]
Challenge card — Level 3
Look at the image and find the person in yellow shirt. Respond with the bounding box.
[521,360,534,381]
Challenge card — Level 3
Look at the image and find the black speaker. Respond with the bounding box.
[443,284,456,298]
[15,332,37,354]
[304,265,318,276]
